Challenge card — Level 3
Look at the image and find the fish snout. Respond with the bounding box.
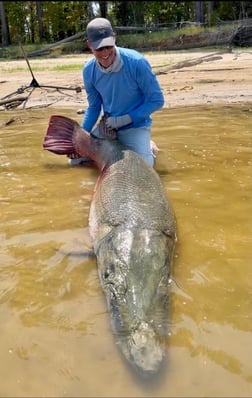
[127,321,164,376]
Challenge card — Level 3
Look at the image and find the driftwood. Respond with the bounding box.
[0,95,29,110]
[0,96,28,107]
[230,25,252,47]
[0,117,15,128]
[155,52,224,75]
[27,31,85,57]
[0,42,82,110]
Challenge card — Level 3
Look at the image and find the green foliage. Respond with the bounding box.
[37,1,90,42]
[1,1,251,48]
[4,1,28,43]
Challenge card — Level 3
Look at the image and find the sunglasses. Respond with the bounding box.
[95,46,114,52]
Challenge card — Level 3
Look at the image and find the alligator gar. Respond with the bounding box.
[44,115,176,377]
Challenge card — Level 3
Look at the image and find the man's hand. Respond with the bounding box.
[105,114,132,130]
[67,151,82,159]
[91,114,117,139]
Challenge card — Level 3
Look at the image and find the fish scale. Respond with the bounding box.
[90,149,175,238]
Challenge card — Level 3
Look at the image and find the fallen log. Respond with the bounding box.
[230,25,252,47]
[155,53,223,75]
[0,96,28,108]
[27,31,85,57]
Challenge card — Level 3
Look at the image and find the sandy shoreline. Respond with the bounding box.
[0,49,252,110]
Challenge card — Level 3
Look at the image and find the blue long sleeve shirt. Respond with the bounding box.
[82,47,164,132]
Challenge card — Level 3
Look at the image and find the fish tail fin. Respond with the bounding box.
[43,115,81,156]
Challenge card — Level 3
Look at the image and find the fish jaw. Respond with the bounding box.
[120,320,165,376]
[95,226,175,376]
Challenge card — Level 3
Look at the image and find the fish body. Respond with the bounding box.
[44,116,176,376]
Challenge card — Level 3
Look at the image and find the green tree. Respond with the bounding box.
[111,1,146,26]
[1,1,252,46]
[146,1,194,26]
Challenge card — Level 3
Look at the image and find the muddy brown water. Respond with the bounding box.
[0,104,251,397]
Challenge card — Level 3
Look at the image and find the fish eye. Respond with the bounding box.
[104,263,115,280]
[104,269,110,279]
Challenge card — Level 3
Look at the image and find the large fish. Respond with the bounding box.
[43,115,176,377]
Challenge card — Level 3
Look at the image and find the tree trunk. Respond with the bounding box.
[0,1,11,45]
[207,1,215,26]
[29,1,35,43]
[239,1,246,19]
[195,1,205,24]
[98,1,107,18]
[36,1,44,42]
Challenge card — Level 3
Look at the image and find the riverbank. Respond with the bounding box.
[0,48,252,111]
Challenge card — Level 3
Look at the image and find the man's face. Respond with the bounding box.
[88,42,116,68]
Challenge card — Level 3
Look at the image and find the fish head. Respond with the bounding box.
[96,226,174,376]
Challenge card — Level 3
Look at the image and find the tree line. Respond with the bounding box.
[0,1,251,46]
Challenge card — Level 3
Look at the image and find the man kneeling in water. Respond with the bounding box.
[68,17,164,167]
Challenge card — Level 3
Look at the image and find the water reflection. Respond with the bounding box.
[0,104,251,397]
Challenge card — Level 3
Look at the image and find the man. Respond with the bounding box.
[69,17,164,166]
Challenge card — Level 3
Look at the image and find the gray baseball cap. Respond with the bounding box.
[86,18,115,50]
